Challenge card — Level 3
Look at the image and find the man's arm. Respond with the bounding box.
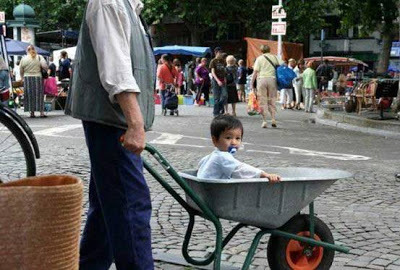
[116,92,145,155]
[250,70,258,90]
[86,2,141,103]
[211,68,223,86]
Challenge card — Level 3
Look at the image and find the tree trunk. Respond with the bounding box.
[376,32,393,74]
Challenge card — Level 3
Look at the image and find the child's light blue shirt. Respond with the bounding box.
[197,149,262,179]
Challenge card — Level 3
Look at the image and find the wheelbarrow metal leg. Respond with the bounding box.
[309,202,315,239]
[241,230,268,270]
[182,214,222,270]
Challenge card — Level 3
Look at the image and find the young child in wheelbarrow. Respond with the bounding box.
[198,115,281,182]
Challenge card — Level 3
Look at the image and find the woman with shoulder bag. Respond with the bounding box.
[20,45,48,118]
[157,54,178,114]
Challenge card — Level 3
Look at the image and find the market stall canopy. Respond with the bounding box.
[5,38,50,56]
[304,56,368,67]
[244,37,303,68]
[153,45,212,57]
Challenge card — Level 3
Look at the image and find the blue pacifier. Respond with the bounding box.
[228,146,238,155]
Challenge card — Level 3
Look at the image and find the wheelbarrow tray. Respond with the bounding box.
[179,167,352,229]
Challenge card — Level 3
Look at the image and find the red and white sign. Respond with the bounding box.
[271,22,287,36]
[0,12,5,24]
[272,5,286,19]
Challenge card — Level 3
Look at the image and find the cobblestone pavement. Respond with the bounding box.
[20,103,400,269]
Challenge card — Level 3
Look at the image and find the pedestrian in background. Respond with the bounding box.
[12,59,22,82]
[210,47,227,117]
[0,55,10,91]
[44,56,58,97]
[58,51,72,81]
[158,54,178,113]
[302,61,318,113]
[292,59,304,110]
[184,60,195,95]
[251,44,282,128]
[20,45,48,118]
[173,58,184,95]
[195,58,210,106]
[225,55,238,116]
[280,59,295,110]
[65,0,156,268]
[156,58,163,93]
[48,56,56,78]
[237,59,247,102]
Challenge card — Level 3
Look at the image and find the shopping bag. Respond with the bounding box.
[43,77,58,96]
[247,92,261,115]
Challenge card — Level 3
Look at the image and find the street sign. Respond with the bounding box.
[272,5,286,19]
[0,12,5,24]
[271,22,287,36]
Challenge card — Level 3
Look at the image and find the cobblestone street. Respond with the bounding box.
[25,103,400,269]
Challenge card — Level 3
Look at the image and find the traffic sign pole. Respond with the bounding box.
[278,0,282,60]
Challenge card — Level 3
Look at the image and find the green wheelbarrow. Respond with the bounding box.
[144,144,352,270]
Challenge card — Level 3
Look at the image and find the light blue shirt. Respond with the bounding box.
[197,150,262,180]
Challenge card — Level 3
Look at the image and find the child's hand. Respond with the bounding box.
[261,172,281,183]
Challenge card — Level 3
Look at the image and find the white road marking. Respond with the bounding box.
[148,132,371,161]
[149,133,183,145]
[246,149,281,155]
[275,146,370,161]
[34,124,83,137]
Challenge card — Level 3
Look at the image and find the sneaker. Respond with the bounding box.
[261,121,268,128]
[271,120,277,128]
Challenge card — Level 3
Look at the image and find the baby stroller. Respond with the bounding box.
[163,85,179,116]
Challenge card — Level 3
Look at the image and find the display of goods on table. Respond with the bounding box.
[320,92,346,110]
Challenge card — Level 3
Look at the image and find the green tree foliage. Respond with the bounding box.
[0,0,86,31]
[284,0,329,43]
[338,0,399,73]
[143,0,243,45]
[142,0,329,45]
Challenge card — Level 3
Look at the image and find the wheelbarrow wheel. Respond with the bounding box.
[267,214,334,270]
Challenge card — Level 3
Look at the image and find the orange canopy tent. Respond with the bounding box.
[244,37,304,68]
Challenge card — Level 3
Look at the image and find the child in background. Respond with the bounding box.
[173,59,185,95]
[197,115,281,182]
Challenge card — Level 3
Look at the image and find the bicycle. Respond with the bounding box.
[0,98,40,183]
[0,28,40,183]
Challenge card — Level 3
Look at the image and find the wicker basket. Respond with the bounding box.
[0,175,83,270]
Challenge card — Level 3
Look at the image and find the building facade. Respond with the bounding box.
[308,15,399,71]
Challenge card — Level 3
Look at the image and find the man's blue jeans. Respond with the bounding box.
[212,79,227,116]
[80,121,154,270]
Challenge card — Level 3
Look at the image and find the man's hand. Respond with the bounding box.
[116,92,145,156]
[217,80,223,86]
[120,126,145,155]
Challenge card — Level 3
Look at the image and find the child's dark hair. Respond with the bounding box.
[211,115,244,140]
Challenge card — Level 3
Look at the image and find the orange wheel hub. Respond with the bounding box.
[285,232,323,270]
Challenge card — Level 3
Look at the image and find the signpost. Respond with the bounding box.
[271,22,287,36]
[0,12,5,24]
[272,1,286,60]
[272,5,287,19]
